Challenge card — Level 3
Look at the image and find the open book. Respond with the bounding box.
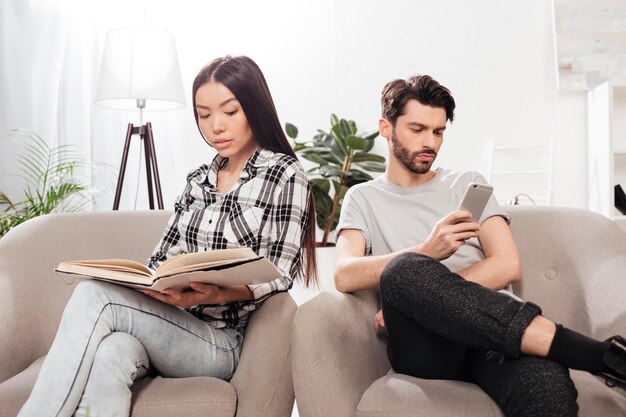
[55,247,282,292]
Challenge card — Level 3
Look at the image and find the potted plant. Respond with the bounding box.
[0,129,109,238]
[286,114,386,247]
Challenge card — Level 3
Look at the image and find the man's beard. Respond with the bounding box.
[391,130,437,174]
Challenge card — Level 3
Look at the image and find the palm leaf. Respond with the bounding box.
[0,129,108,238]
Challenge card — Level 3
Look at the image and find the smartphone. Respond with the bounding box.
[457,183,494,221]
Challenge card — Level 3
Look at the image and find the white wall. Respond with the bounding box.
[0,0,588,210]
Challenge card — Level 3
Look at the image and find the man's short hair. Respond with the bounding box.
[381,75,456,125]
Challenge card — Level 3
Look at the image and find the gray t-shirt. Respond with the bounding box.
[336,168,511,275]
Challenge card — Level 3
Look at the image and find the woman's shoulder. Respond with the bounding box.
[256,148,305,179]
[185,163,211,182]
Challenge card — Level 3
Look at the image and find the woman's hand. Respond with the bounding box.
[141,282,223,308]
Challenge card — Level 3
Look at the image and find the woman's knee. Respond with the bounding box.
[69,280,134,309]
[93,332,149,381]
[65,280,108,310]
[90,332,150,386]
[71,280,109,300]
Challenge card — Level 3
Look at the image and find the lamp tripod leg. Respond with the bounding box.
[142,128,155,210]
[144,122,164,209]
[112,124,134,210]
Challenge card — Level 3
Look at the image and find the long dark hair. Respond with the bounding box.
[192,55,318,287]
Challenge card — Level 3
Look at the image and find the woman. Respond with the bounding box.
[18,55,317,417]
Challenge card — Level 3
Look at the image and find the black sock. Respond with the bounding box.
[546,324,609,373]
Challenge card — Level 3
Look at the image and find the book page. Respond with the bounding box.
[157,247,257,277]
[62,259,153,277]
[151,257,281,292]
[56,263,154,284]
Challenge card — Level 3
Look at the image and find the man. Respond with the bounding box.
[334,75,626,417]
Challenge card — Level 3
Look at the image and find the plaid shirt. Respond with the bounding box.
[147,147,311,329]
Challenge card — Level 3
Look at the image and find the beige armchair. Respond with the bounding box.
[0,211,296,417]
[292,206,626,416]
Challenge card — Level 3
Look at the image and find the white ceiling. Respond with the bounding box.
[554,0,626,90]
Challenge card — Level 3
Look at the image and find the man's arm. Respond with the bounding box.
[334,210,479,293]
[456,215,522,290]
[334,229,411,292]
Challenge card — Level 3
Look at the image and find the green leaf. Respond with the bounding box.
[319,165,344,178]
[299,146,334,155]
[330,125,349,155]
[313,131,332,145]
[311,183,333,228]
[307,150,342,166]
[301,153,329,166]
[345,135,368,151]
[364,131,379,141]
[362,131,379,152]
[345,169,373,187]
[310,178,331,193]
[316,131,346,163]
[0,191,16,211]
[330,114,340,127]
[352,153,386,163]
[293,142,307,152]
[285,123,298,139]
[331,181,349,200]
[338,119,352,140]
[349,120,358,135]
[354,161,386,172]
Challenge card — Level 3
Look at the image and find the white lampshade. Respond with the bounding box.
[95,28,186,110]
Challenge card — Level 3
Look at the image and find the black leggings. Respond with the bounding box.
[380,253,579,417]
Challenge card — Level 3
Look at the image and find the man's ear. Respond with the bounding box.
[379,118,392,140]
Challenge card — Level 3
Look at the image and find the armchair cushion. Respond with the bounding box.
[357,372,503,417]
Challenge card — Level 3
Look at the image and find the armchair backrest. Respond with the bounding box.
[508,206,626,338]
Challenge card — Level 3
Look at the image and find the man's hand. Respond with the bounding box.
[374,308,386,334]
[141,282,223,308]
[420,210,480,260]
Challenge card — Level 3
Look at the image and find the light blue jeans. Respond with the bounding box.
[17,280,244,417]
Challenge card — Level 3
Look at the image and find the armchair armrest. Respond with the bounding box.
[231,292,297,417]
[292,289,390,417]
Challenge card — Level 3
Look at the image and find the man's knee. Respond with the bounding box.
[380,252,439,299]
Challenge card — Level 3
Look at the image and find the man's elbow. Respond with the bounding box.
[509,257,522,283]
[334,261,353,293]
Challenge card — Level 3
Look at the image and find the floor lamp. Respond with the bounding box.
[94,28,186,210]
